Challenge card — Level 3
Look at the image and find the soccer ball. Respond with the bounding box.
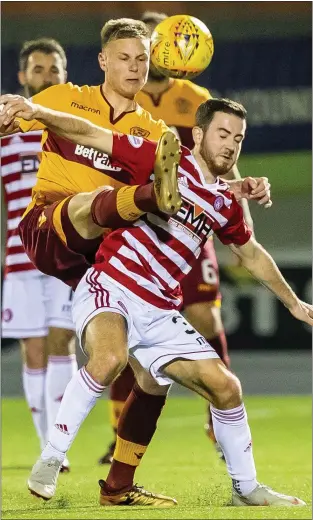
[150,15,214,80]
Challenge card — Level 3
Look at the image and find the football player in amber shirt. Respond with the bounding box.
[0,19,180,289]
[0,19,181,481]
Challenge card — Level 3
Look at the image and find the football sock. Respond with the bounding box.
[41,366,105,460]
[90,184,157,229]
[45,354,78,435]
[108,363,135,441]
[104,383,167,492]
[206,332,230,443]
[22,365,47,450]
[211,403,257,496]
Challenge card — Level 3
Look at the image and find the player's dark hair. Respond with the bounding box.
[19,37,67,72]
[141,11,168,27]
[101,18,150,48]
[196,98,247,130]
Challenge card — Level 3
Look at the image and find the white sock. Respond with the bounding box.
[41,366,105,461]
[22,366,47,450]
[211,404,257,496]
[45,354,78,436]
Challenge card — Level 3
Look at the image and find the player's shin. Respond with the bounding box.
[22,365,47,450]
[210,403,257,496]
[45,353,78,435]
[41,366,105,462]
[101,382,167,493]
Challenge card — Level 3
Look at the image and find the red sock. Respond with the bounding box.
[104,383,166,493]
[91,183,157,228]
[110,364,136,402]
[107,364,136,441]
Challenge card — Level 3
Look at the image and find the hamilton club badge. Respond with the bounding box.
[213,196,224,211]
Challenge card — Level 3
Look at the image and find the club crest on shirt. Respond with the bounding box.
[175,97,193,114]
[130,127,150,138]
[213,196,224,211]
[127,135,144,148]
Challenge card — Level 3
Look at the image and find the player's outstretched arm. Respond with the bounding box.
[229,237,313,326]
[228,176,272,209]
[0,94,114,154]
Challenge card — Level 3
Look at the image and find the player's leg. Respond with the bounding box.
[181,239,229,455]
[99,357,176,507]
[131,309,305,508]
[2,274,48,450]
[161,354,304,506]
[44,276,77,434]
[61,129,182,243]
[98,363,135,465]
[28,270,130,500]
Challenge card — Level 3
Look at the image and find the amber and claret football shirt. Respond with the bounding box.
[18,82,168,204]
[136,79,211,149]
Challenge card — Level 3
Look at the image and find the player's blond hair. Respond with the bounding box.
[100,18,150,48]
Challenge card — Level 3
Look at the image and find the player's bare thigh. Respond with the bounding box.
[161,357,242,409]
[129,357,170,396]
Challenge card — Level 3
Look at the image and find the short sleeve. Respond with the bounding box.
[18,83,72,133]
[215,196,252,246]
[111,134,157,184]
[149,118,169,140]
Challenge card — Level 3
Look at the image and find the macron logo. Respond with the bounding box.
[74,144,121,171]
[71,101,100,114]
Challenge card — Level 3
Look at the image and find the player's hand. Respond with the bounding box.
[241,177,272,208]
[288,299,313,326]
[0,94,39,124]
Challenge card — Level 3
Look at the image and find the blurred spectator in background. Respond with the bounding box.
[1,38,77,472]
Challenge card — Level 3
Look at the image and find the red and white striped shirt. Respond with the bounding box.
[94,135,252,309]
[1,131,42,275]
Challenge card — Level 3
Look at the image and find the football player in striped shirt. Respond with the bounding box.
[5,95,308,508]
[100,10,264,464]
[1,38,77,471]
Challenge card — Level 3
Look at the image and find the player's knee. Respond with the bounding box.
[212,370,242,409]
[20,337,46,369]
[47,327,75,356]
[87,350,128,387]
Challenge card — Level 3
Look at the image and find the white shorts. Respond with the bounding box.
[73,268,219,385]
[2,272,75,338]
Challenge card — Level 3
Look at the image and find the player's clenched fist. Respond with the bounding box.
[0,94,39,125]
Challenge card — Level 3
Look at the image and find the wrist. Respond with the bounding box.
[33,104,45,120]
[284,295,299,310]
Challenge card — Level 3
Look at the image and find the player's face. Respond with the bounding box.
[200,112,246,175]
[99,38,150,99]
[18,51,67,97]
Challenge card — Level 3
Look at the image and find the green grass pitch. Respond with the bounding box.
[2,395,312,519]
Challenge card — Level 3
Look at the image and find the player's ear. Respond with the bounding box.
[18,70,26,87]
[192,126,203,146]
[98,50,107,73]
